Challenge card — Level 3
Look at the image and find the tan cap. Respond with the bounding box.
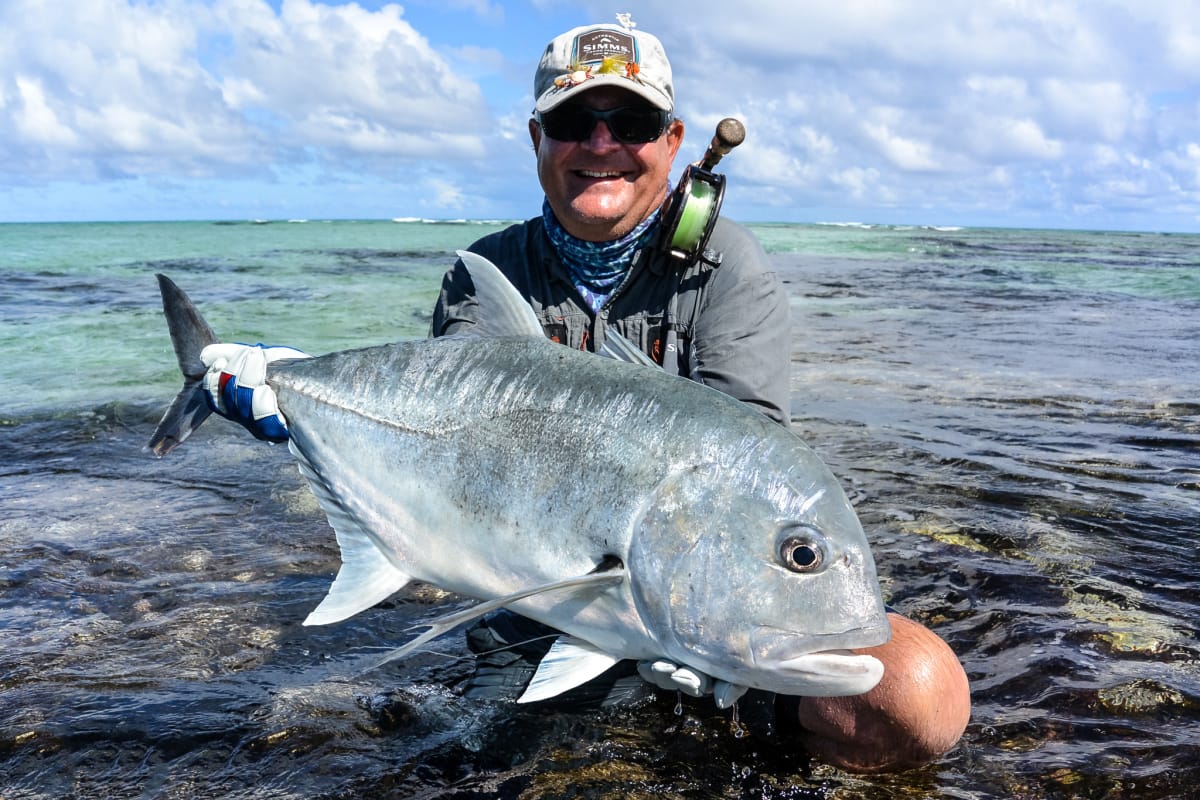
[533,23,674,114]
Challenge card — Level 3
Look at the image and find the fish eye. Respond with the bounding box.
[778,527,827,573]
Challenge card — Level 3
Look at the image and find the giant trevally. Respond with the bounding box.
[148,251,891,702]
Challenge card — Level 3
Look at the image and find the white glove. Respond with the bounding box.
[200,343,309,442]
[637,660,749,709]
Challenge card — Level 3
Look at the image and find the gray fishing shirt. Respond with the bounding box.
[430,215,792,427]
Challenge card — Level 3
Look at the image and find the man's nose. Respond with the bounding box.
[583,120,621,150]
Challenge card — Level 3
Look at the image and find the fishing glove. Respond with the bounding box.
[200,343,310,442]
[637,660,749,710]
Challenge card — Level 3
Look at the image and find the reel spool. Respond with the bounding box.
[661,117,745,262]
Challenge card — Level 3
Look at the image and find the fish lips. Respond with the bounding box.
[771,650,884,697]
[749,626,889,696]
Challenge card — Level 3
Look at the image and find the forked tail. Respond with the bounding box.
[147,274,220,457]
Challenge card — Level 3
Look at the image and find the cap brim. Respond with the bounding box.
[535,75,672,114]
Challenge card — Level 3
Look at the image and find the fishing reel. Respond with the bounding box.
[660,117,746,262]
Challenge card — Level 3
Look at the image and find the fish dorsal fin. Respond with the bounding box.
[455,250,545,339]
[518,636,622,704]
[355,565,626,675]
[599,330,659,368]
[291,440,413,626]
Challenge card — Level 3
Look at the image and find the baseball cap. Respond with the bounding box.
[533,21,674,114]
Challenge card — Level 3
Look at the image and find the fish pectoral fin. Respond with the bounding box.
[292,442,413,626]
[302,552,411,627]
[356,566,626,675]
[517,636,622,704]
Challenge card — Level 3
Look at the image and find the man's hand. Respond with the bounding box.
[637,660,748,709]
[200,343,309,442]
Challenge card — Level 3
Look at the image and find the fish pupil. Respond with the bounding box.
[790,545,817,567]
[779,534,823,572]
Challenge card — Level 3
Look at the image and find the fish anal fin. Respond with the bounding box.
[518,636,621,704]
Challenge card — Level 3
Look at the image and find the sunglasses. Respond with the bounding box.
[536,105,672,145]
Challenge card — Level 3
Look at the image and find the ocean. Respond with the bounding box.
[1,219,1198,798]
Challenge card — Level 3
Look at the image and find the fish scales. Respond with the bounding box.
[270,336,727,647]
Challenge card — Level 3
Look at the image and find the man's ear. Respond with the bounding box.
[529,118,542,153]
[666,118,685,161]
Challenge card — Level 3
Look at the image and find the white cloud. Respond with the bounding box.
[1040,79,1141,142]
[831,166,884,202]
[211,0,489,146]
[13,76,79,147]
[964,116,1063,163]
[426,177,466,210]
[0,0,493,186]
[1163,143,1200,192]
[864,123,940,172]
[1166,27,1200,71]
[620,0,1200,228]
[0,0,256,180]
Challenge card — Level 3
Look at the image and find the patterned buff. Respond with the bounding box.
[542,199,661,314]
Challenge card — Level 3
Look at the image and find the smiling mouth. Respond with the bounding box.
[576,170,624,179]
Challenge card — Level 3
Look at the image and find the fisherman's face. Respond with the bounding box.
[531,86,684,243]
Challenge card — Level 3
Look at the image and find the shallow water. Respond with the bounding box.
[2,221,1199,798]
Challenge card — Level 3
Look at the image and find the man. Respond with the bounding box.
[200,19,970,773]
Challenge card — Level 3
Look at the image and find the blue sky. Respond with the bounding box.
[3,0,1200,232]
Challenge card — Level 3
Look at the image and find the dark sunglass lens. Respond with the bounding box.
[540,107,594,141]
[609,109,665,143]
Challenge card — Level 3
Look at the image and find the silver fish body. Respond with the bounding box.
[150,254,890,700]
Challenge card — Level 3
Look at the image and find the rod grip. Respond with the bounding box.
[699,117,746,171]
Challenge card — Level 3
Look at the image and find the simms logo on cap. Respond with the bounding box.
[575,30,638,66]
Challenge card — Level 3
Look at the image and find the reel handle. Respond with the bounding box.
[699,118,746,172]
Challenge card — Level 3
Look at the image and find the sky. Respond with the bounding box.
[2,0,1200,232]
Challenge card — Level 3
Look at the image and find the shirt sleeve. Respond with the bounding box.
[430,251,484,338]
[690,220,793,427]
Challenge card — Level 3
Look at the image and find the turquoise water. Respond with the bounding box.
[1,220,509,416]
[5,220,1198,418]
[2,219,1199,797]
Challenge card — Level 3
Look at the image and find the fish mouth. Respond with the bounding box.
[769,650,885,697]
[748,624,890,696]
[751,621,890,658]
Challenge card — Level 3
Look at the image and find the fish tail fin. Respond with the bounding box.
[147,274,220,457]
